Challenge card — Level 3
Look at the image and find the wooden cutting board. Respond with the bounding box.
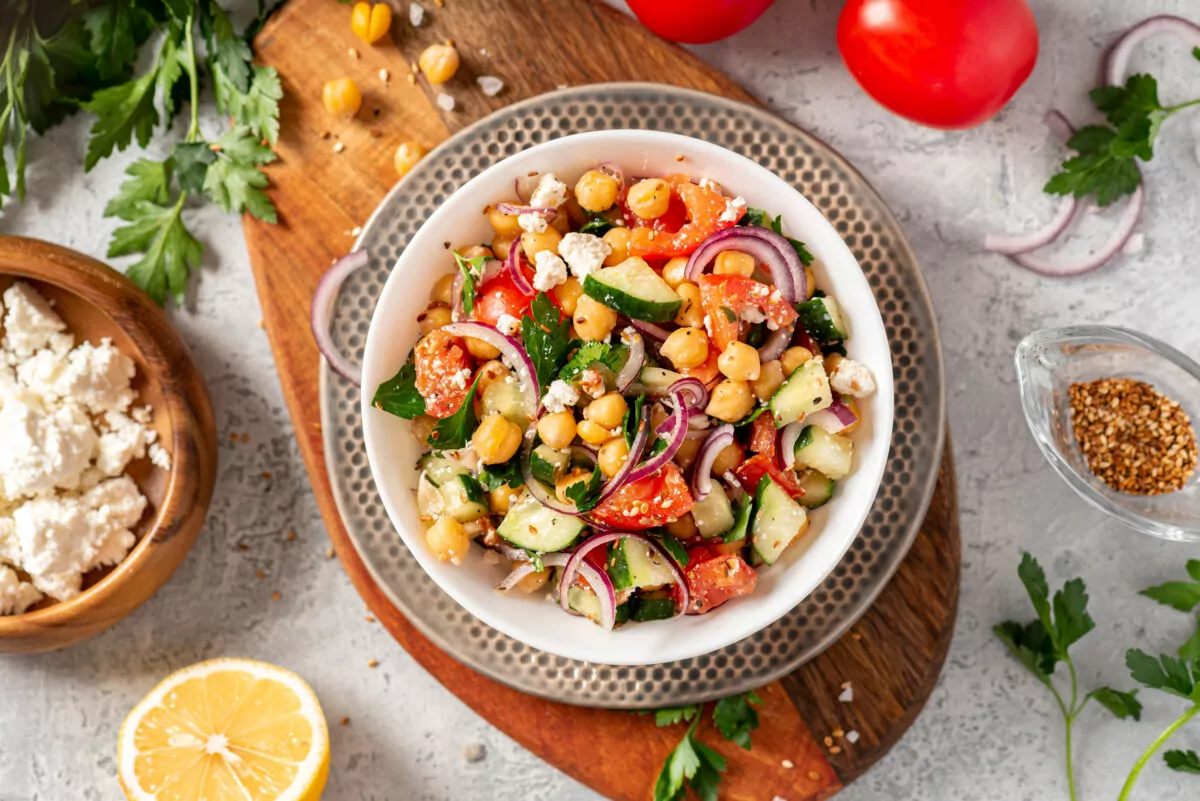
[243,1,961,798]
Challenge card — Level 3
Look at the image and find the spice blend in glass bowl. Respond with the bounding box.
[1069,378,1198,495]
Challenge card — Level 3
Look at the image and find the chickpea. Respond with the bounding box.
[472,413,523,465]
[662,257,689,289]
[474,360,511,396]
[673,437,701,470]
[718,342,761,382]
[804,265,816,300]
[576,419,612,446]
[490,235,515,260]
[673,282,703,328]
[411,414,436,445]
[417,302,452,334]
[514,564,551,593]
[710,441,744,476]
[426,516,470,565]
[602,228,631,266]
[350,1,392,44]
[824,352,846,375]
[430,273,455,305]
[553,277,584,317]
[574,170,619,212]
[573,294,618,342]
[649,403,669,432]
[459,244,493,260]
[521,227,562,258]
[564,191,589,226]
[322,77,362,118]
[714,250,755,277]
[584,393,628,429]
[706,379,755,423]
[664,514,699,539]
[487,205,523,236]
[626,178,671,219]
[598,437,630,478]
[394,140,427,178]
[537,411,577,451]
[489,485,520,515]
[551,208,572,233]
[555,469,593,504]
[465,337,501,360]
[661,327,710,371]
[752,360,785,402]
[781,346,815,377]
[418,43,460,84]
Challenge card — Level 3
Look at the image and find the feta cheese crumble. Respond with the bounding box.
[495,314,521,336]
[719,196,747,224]
[529,173,568,209]
[532,250,568,292]
[436,92,455,111]
[829,359,876,397]
[408,2,424,26]
[517,212,548,234]
[0,281,170,614]
[542,379,579,413]
[558,232,611,280]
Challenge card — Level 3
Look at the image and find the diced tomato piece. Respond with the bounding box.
[413,329,474,419]
[678,347,721,389]
[627,177,741,260]
[473,274,532,327]
[699,274,800,351]
[685,545,758,614]
[735,454,805,499]
[589,463,695,531]
[748,414,778,456]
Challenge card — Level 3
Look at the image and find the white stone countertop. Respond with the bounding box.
[3,1,1200,799]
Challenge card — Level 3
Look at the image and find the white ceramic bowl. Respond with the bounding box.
[361,130,894,666]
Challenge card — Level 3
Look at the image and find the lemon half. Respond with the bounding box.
[118,658,330,801]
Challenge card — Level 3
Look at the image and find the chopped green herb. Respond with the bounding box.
[712,691,762,750]
[428,376,481,450]
[372,354,425,420]
[559,341,628,383]
[656,533,689,568]
[522,293,573,394]
[720,306,737,323]
[453,251,488,317]
[579,213,615,237]
[477,460,524,491]
[564,467,603,512]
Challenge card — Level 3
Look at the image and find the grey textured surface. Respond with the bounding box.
[2,0,1199,799]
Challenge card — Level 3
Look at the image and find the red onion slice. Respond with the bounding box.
[1010,185,1144,277]
[556,531,687,624]
[495,202,560,221]
[597,161,625,190]
[779,421,807,470]
[684,226,804,303]
[626,319,674,343]
[497,552,570,591]
[311,250,369,386]
[806,396,859,434]
[590,415,651,507]
[758,326,793,363]
[520,443,585,518]
[442,321,539,417]
[616,329,646,392]
[691,424,734,501]
[506,242,534,295]
[574,562,618,629]
[1105,15,1200,87]
[984,197,1079,256]
[607,390,690,492]
[668,378,709,411]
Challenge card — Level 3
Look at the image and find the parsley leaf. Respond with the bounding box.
[720,306,736,323]
[1165,749,1200,774]
[712,691,762,750]
[201,125,278,222]
[565,467,603,512]
[106,185,204,307]
[738,207,770,227]
[656,533,689,568]
[521,293,572,394]
[1125,649,1199,701]
[734,407,767,428]
[371,354,425,420]
[1140,561,1200,612]
[768,213,815,266]
[623,394,647,448]
[1180,616,1200,663]
[993,619,1057,683]
[453,251,488,317]
[1086,687,1142,721]
[83,1,157,81]
[172,141,217,194]
[103,157,173,218]
[653,705,702,727]
[652,717,726,801]
[1053,578,1096,652]
[81,64,159,170]
[558,341,628,383]
[428,376,481,450]
[478,460,523,491]
[225,65,282,145]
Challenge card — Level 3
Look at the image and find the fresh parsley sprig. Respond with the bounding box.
[1046,55,1200,207]
[521,293,572,394]
[453,251,488,317]
[993,553,1140,801]
[427,376,481,451]
[650,692,761,801]
[371,352,425,419]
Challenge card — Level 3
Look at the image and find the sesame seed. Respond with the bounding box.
[808,771,822,780]
[829,745,842,755]
[348,47,359,59]
[333,142,345,153]
[781,759,794,769]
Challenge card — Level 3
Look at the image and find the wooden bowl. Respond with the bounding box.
[0,237,217,653]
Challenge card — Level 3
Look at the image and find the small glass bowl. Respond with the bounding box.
[1015,326,1200,543]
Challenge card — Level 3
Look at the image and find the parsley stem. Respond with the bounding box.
[184,11,201,143]
[1048,680,1079,801]
[1117,704,1200,801]
[1163,97,1200,115]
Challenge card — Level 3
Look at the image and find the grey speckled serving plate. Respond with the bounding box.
[320,83,945,709]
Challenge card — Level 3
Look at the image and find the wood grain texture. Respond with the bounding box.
[242,0,960,797]
[0,236,218,654]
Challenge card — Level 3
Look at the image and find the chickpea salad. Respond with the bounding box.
[367,163,877,630]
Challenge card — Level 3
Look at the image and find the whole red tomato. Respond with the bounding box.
[837,0,1039,129]
[626,0,775,45]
